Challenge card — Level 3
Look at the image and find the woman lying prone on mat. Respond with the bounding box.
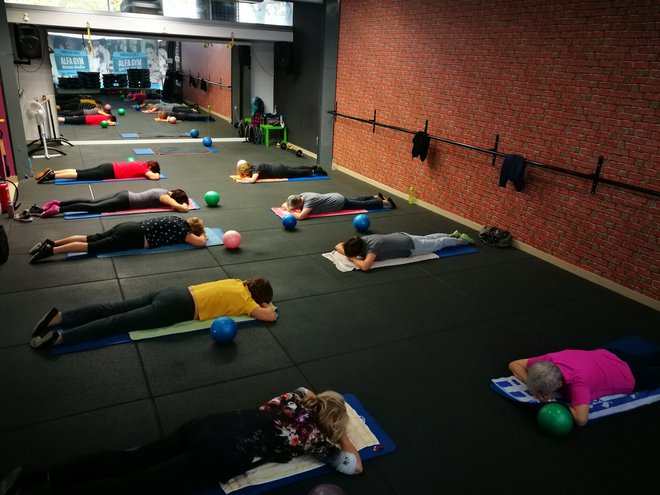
[282,192,396,220]
[35,161,162,184]
[29,278,278,349]
[335,231,475,271]
[29,216,207,264]
[3,388,362,494]
[155,110,215,123]
[57,113,117,126]
[38,188,191,218]
[509,348,660,425]
[143,102,199,113]
[236,159,327,182]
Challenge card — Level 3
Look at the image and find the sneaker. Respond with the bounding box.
[460,233,475,244]
[314,167,328,176]
[32,307,59,338]
[450,230,461,238]
[28,203,43,215]
[30,331,56,349]
[377,192,385,200]
[36,170,56,184]
[29,242,54,264]
[40,205,60,218]
[387,197,397,209]
[29,238,53,255]
[13,209,33,223]
[34,168,52,182]
[42,200,61,210]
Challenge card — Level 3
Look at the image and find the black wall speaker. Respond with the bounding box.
[238,46,251,67]
[275,42,293,70]
[14,24,42,60]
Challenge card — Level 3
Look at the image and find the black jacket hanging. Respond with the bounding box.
[412,131,431,162]
[200,78,208,92]
[189,73,197,88]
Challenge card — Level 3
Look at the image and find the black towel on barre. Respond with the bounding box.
[499,154,526,191]
[412,131,431,162]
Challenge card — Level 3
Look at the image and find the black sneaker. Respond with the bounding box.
[377,192,385,200]
[32,307,59,338]
[28,203,43,215]
[387,197,397,209]
[29,239,53,255]
[13,210,33,223]
[315,167,328,176]
[29,242,54,264]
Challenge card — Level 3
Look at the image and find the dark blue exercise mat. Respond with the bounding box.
[490,336,660,421]
[217,393,396,495]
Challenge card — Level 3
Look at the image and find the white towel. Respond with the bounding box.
[322,250,438,272]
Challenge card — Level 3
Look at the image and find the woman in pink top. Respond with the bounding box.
[509,347,660,425]
[35,161,161,183]
[57,114,117,126]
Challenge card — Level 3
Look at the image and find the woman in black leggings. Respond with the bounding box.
[29,216,207,264]
[35,161,161,183]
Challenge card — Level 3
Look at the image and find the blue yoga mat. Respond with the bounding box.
[66,228,223,259]
[436,244,479,257]
[133,148,156,155]
[54,173,167,185]
[490,336,660,421]
[220,393,396,495]
[238,175,330,184]
[121,133,140,138]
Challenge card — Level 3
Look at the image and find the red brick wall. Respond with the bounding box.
[181,42,231,119]
[334,0,659,301]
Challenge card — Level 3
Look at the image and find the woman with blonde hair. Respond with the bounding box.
[29,216,208,264]
[236,159,326,183]
[4,388,362,493]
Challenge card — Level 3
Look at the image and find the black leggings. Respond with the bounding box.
[60,287,196,345]
[170,112,213,121]
[60,191,129,214]
[264,164,314,179]
[343,195,384,210]
[60,115,86,125]
[86,222,145,253]
[76,163,115,181]
[607,348,660,391]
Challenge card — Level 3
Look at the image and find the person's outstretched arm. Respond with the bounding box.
[250,303,278,321]
[339,433,363,474]
[508,359,529,382]
[145,171,161,180]
[245,172,260,183]
[348,252,376,271]
[335,242,346,254]
[159,194,189,212]
[185,231,208,247]
[288,207,312,220]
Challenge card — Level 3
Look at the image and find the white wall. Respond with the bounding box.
[250,41,274,113]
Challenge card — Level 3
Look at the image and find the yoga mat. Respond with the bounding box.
[66,228,223,259]
[220,393,395,494]
[231,175,330,184]
[490,336,660,421]
[64,198,200,219]
[121,133,140,138]
[133,148,156,155]
[154,145,218,155]
[323,244,479,272]
[54,173,167,185]
[271,207,389,220]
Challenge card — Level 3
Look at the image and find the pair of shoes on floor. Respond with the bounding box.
[450,230,461,238]
[28,203,43,215]
[313,166,328,176]
[40,205,60,218]
[29,238,53,255]
[387,197,397,209]
[13,210,32,223]
[29,241,54,264]
[30,307,59,349]
[35,169,55,184]
[377,192,385,200]
[42,199,60,211]
[460,233,475,244]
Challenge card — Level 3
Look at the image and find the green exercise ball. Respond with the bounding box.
[118,108,126,115]
[537,403,573,437]
[204,190,220,207]
[100,120,108,128]
[126,157,136,162]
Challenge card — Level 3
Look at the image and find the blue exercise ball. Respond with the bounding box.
[190,128,199,138]
[210,317,237,343]
[353,214,371,232]
[282,214,297,230]
[202,136,213,147]
[133,104,141,111]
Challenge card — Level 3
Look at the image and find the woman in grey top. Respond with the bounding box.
[335,231,475,271]
[282,192,396,220]
[39,188,190,217]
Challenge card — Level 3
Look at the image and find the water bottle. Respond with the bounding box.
[408,186,416,205]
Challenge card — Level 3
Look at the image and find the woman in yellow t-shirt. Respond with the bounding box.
[30,278,277,349]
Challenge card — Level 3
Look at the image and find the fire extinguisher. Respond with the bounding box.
[0,181,13,216]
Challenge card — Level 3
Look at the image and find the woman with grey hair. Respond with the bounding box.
[508,347,660,426]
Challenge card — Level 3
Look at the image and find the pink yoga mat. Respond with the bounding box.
[271,206,368,219]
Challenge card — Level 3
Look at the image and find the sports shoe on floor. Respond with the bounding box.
[29,238,54,255]
[13,210,33,222]
[30,331,56,349]
[32,307,59,338]
[42,200,61,210]
[460,233,475,244]
[314,167,328,176]
[377,192,385,200]
[387,197,397,209]
[34,168,52,181]
[450,230,461,238]
[28,203,43,215]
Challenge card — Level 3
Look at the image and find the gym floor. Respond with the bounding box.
[1,97,658,494]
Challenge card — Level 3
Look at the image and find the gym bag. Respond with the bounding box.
[479,225,512,248]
